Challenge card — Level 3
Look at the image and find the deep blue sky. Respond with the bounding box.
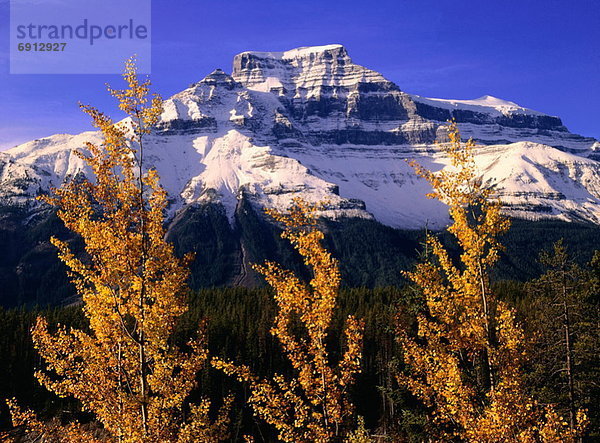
[0,0,598,150]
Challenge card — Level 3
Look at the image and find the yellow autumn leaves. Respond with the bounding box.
[400,122,587,442]
[2,59,586,442]
[7,57,230,443]
[213,200,364,442]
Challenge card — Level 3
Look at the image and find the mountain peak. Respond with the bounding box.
[235,44,347,61]
[3,45,599,235]
[192,68,239,90]
[474,95,520,107]
[231,44,392,94]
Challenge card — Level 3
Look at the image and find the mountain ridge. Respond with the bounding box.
[1,44,599,230]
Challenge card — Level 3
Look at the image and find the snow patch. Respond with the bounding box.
[238,44,344,61]
[410,94,547,117]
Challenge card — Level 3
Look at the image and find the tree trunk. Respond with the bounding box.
[139,327,149,435]
[562,272,576,434]
[137,115,149,436]
[478,261,495,392]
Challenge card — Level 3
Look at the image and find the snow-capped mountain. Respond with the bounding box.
[1,44,600,229]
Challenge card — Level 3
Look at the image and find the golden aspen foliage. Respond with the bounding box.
[5,58,230,442]
[6,397,107,442]
[213,199,366,443]
[398,121,583,441]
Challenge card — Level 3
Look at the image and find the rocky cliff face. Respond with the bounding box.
[1,44,600,230]
[231,45,435,146]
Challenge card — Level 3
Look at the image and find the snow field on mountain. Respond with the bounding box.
[1,44,599,228]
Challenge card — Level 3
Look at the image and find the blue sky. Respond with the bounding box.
[0,0,598,150]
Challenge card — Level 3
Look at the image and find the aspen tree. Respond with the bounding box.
[398,122,584,441]
[213,199,365,443]
[6,58,230,442]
